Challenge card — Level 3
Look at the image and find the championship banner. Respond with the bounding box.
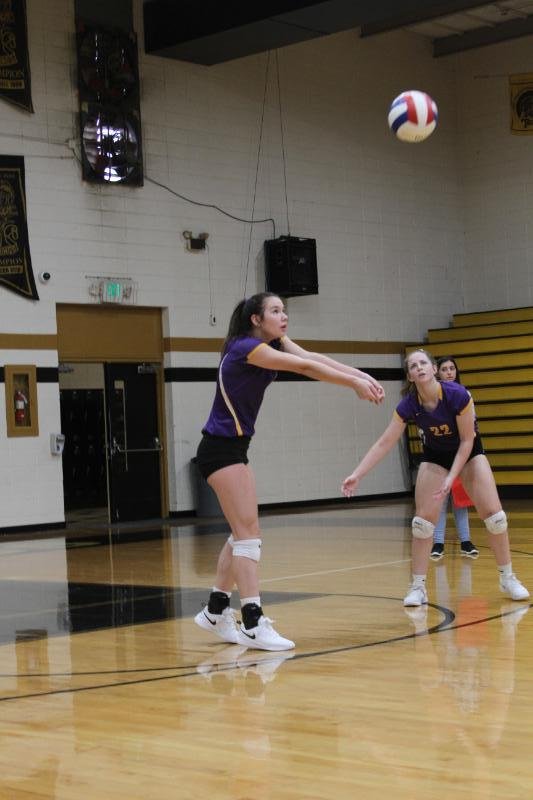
[510,73,533,135]
[0,155,38,300]
[0,0,33,113]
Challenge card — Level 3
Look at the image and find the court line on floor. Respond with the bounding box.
[1,601,529,703]
[0,595,454,702]
[259,543,533,584]
[260,557,411,584]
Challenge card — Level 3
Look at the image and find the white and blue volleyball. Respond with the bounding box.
[388,90,438,143]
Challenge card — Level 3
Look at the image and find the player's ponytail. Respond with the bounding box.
[223,292,279,351]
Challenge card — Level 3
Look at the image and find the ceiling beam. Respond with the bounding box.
[359,0,491,38]
[433,14,533,56]
[144,1,484,64]
[75,0,133,30]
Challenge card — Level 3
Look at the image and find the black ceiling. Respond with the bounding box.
[143,0,533,64]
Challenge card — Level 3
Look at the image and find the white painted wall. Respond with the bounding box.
[456,38,533,310]
[0,0,529,525]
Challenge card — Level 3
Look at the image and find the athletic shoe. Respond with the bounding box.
[236,616,295,651]
[194,606,240,644]
[499,574,530,601]
[403,583,428,607]
[430,543,444,561]
[460,540,479,559]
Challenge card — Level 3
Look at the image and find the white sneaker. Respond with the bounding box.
[194,607,239,644]
[499,574,530,601]
[236,616,295,651]
[403,583,428,607]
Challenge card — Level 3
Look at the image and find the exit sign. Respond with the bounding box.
[93,277,136,305]
[87,276,137,304]
[103,280,123,302]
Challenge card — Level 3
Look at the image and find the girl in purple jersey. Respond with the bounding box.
[194,292,385,651]
[341,348,529,607]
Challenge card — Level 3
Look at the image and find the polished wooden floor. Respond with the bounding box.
[1,498,532,799]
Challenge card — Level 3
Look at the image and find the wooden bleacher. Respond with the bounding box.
[406,306,533,497]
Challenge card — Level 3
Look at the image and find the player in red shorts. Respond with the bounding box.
[430,356,478,560]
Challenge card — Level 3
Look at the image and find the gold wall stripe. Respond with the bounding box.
[164,337,405,354]
[0,332,405,356]
[0,333,58,349]
[164,337,222,352]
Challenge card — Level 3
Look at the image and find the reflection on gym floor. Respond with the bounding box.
[0,498,531,799]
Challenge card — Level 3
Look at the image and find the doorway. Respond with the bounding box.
[105,362,162,522]
[57,304,167,525]
[59,362,163,523]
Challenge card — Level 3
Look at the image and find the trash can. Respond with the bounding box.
[190,458,223,517]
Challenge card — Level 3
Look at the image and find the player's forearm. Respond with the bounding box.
[350,437,395,480]
[448,438,475,484]
[296,359,362,389]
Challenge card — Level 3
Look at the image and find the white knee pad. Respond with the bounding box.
[232,538,262,562]
[412,516,435,539]
[227,534,235,547]
[484,510,507,535]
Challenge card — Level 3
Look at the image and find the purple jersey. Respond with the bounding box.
[395,381,477,452]
[203,336,279,437]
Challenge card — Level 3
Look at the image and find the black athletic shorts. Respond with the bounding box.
[195,433,251,480]
[420,434,484,471]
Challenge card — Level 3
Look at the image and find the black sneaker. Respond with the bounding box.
[460,541,479,559]
[430,542,444,561]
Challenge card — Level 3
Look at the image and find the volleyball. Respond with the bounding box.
[387,90,438,143]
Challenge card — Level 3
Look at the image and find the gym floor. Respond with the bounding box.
[0,497,531,799]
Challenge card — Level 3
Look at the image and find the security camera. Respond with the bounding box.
[38,271,51,284]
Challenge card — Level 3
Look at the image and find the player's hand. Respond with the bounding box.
[355,371,385,403]
[374,383,385,401]
[432,479,452,501]
[342,473,360,497]
[353,378,384,404]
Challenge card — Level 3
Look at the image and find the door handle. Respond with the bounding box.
[112,436,162,455]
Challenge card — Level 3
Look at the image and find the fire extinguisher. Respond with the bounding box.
[14,389,27,425]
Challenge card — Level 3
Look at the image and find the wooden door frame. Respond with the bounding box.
[56,304,169,520]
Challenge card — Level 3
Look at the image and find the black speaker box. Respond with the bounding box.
[264,236,318,297]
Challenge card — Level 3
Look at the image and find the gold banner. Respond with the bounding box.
[510,73,533,135]
[0,0,33,112]
[0,155,38,300]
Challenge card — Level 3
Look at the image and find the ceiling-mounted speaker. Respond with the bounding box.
[264,236,319,298]
[76,23,143,186]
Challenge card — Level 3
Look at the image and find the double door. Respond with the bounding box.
[60,362,163,523]
[57,304,166,524]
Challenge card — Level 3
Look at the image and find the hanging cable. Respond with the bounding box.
[144,175,275,234]
[275,49,291,237]
[206,243,216,325]
[8,129,276,238]
[242,50,271,298]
